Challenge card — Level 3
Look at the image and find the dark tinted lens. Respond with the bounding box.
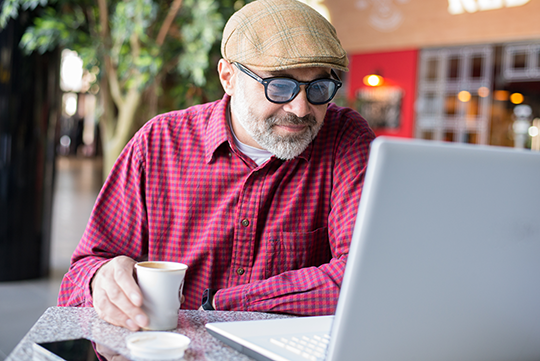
[266,79,298,103]
[307,80,336,104]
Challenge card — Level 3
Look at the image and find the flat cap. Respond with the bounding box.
[221,0,349,71]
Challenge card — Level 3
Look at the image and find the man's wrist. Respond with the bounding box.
[89,260,111,299]
[201,288,218,310]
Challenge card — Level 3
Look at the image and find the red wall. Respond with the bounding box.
[348,49,418,138]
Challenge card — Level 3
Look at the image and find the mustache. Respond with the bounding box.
[267,113,317,127]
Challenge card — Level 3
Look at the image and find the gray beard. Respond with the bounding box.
[231,94,323,161]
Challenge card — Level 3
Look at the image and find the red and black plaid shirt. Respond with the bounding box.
[58,95,375,316]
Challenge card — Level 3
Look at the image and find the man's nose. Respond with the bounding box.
[282,87,311,118]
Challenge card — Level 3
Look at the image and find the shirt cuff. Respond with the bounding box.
[213,284,250,311]
[84,259,112,307]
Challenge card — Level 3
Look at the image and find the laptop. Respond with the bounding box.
[206,137,540,361]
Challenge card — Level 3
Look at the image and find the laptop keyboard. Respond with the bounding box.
[269,333,330,361]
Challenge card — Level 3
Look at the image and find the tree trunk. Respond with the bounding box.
[101,131,124,180]
[99,89,142,180]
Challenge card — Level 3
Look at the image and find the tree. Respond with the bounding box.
[1,0,241,177]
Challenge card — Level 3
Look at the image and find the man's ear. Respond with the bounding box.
[218,59,235,96]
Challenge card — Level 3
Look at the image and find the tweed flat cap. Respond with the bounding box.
[221,0,348,71]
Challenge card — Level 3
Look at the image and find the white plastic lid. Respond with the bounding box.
[126,332,191,360]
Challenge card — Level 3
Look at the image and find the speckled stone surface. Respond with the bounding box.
[7,307,294,360]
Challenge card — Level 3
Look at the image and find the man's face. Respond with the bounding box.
[228,63,331,160]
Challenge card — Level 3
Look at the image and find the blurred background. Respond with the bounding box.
[1,0,539,358]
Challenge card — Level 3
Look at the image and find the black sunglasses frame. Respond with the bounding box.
[233,62,342,105]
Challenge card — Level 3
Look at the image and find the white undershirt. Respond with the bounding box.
[227,108,273,166]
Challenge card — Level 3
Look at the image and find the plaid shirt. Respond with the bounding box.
[58,95,375,316]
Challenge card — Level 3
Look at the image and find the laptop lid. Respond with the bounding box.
[207,137,540,361]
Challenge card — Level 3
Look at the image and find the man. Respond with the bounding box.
[58,0,376,332]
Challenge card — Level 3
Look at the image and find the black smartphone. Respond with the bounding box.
[32,338,125,361]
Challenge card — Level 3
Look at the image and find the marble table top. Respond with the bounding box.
[7,307,293,360]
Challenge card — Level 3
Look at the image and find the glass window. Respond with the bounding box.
[444,95,457,116]
[424,93,437,115]
[471,56,483,78]
[448,57,460,79]
[465,132,478,144]
[418,45,492,146]
[427,58,438,81]
[467,95,480,117]
[512,52,527,69]
[421,130,434,140]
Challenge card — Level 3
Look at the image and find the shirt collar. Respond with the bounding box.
[204,94,314,164]
[205,95,233,164]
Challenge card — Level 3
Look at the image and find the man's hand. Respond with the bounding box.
[91,256,148,331]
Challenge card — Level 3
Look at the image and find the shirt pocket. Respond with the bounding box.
[265,227,331,278]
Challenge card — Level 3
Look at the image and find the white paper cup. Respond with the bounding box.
[135,261,188,331]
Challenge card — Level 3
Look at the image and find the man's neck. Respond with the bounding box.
[227,105,272,166]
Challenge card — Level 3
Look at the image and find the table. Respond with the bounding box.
[7,307,293,360]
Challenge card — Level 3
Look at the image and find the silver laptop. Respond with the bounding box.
[206,137,540,361]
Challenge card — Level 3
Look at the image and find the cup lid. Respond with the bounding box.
[126,332,190,360]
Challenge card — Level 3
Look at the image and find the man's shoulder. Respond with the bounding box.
[128,96,229,155]
[145,98,224,130]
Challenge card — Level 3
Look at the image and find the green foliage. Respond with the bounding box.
[19,6,90,54]
[1,0,252,175]
[177,0,224,86]
[112,0,157,41]
[111,0,161,89]
[0,0,239,106]
[0,0,52,28]
[168,0,243,108]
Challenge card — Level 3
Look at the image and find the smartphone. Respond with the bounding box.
[32,338,121,361]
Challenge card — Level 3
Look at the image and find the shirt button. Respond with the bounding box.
[241,219,250,227]
[236,267,245,275]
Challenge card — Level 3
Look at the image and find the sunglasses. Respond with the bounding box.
[233,62,342,105]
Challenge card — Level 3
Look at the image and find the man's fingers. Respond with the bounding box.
[102,274,147,327]
[92,256,148,330]
[107,257,148,328]
[113,256,143,307]
[94,290,139,331]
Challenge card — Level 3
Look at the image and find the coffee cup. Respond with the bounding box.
[135,261,188,331]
